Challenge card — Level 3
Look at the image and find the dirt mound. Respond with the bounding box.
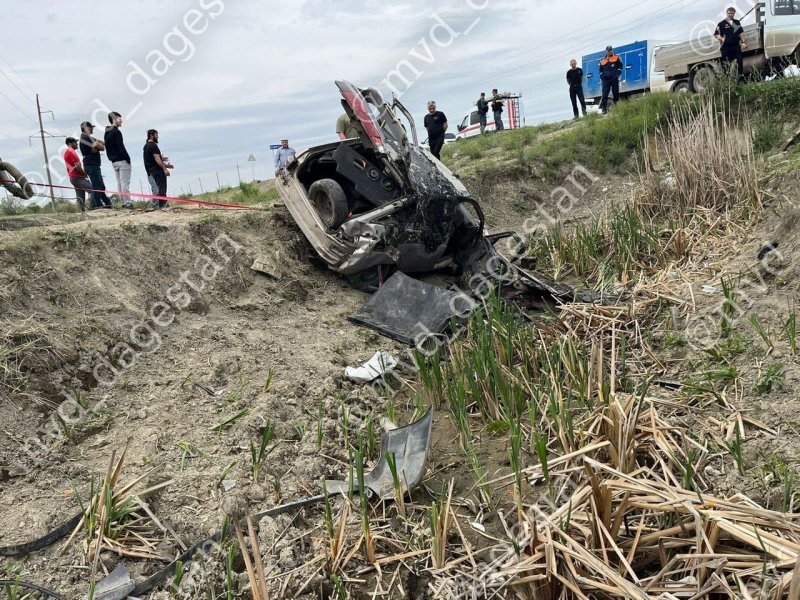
[0,208,409,597]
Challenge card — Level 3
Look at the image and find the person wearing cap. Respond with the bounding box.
[715,6,747,80]
[143,129,172,209]
[423,101,448,160]
[336,114,359,140]
[79,121,112,208]
[567,59,587,119]
[63,137,91,212]
[274,139,296,176]
[476,92,489,134]
[491,89,504,131]
[599,45,624,115]
[104,112,133,209]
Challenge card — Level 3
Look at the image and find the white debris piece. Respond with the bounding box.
[345,351,398,383]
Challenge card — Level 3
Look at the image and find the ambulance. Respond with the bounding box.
[455,93,525,140]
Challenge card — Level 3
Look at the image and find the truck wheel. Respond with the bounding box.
[690,65,715,93]
[309,179,348,229]
[672,80,690,93]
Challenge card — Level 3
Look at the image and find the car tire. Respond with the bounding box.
[672,80,690,93]
[309,179,348,229]
[690,64,715,93]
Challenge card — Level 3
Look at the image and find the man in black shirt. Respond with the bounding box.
[566,59,587,119]
[104,112,133,209]
[143,129,172,209]
[491,89,504,131]
[715,6,747,80]
[79,121,112,209]
[423,101,448,160]
[476,92,489,134]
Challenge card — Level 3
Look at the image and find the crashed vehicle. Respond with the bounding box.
[276,80,487,283]
[275,82,596,342]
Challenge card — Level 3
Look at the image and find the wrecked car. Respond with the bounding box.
[275,80,486,283]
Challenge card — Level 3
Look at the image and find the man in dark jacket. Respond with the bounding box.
[143,129,173,209]
[476,92,489,134]
[79,121,112,209]
[423,101,448,160]
[104,112,133,208]
[599,46,624,115]
[491,89,504,131]
[715,6,747,80]
[567,59,587,118]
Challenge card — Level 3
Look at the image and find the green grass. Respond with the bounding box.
[189,180,279,207]
[443,77,800,183]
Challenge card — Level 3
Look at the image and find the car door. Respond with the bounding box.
[765,0,800,59]
[336,80,412,188]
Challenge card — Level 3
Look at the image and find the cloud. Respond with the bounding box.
[0,0,745,197]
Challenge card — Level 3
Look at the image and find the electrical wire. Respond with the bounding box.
[0,68,35,103]
[0,87,38,126]
[427,0,698,96]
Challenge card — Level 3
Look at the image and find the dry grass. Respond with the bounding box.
[638,97,762,225]
[62,441,173,573]
[0,315,60,405]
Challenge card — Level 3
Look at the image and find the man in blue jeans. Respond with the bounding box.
[79,121,112,208]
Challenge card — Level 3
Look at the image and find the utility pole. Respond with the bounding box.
[35,94,56,212]
[236,163,241,184]
[216,171,221,190]
[198,177,204,194]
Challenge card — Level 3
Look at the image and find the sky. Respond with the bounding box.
[0,0,758,202]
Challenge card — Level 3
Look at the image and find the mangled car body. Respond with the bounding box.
[276,81,485,278]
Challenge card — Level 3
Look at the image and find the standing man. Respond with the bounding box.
[274,138,296,175]
[423,101,448,160]
[715,6,746,80]
[104,112,133,209]
[599,46,624,115]
[143,129,172,209]
[476,92,489,134]
[79,121,112,208]
[567,59,587,119]
[336,114,359,140]
[491,89,504,131]
[63,137,91,212]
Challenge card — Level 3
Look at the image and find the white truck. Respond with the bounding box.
[654,1,800,93]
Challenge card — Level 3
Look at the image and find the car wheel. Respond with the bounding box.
[309,179,349,229]
[672,80,690,93]
[690,64,715,93]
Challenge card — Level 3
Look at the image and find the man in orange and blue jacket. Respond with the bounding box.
[599,45,624,115]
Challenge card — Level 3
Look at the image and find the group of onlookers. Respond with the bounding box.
[63,113,173,211]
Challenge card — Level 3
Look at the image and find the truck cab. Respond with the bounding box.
[654,1,800,93]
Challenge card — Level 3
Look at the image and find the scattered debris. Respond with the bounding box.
[90,563,135,600]
[345,351,398,383]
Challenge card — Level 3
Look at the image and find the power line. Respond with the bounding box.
[428,0,697,97]
[0,57,37,98]
[0,87,38,126]
[0,68,34,103]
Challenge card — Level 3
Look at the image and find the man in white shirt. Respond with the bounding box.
[274,139,296,176]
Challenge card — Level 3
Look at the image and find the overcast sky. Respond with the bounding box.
[0,0,757,200]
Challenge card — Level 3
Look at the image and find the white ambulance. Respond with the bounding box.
[455,93,525,140]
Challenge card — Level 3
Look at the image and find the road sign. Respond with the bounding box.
[269,144,281,150]
[248,154,256,161]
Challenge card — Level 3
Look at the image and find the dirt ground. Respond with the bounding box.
[0,148,798,598]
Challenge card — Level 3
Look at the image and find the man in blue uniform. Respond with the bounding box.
[599,46,624,115]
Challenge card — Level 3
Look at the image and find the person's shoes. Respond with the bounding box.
[101,205,113,209]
